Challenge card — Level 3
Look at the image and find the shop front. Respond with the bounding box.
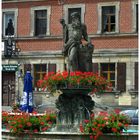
[2,64,18,106]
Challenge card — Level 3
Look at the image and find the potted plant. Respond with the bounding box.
[80,111,130,140]
[2,112,56,135]
[37,71,112,94]
[2,111,10,129]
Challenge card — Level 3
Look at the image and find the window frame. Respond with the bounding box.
[34,10,48,36]
[63,4,85,24]
[100,63,116,88]
[34,64,47,87]
[102,6,116,33]
[132,1,138,33]
[2,8,18,37]
[97,2,120,34]
[30,6,51,36]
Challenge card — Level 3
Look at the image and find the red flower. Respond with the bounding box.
[114,108,121,114]
[118,122,122,127]
[98,111,108,117]
[26,122,32,127]
[124,124,129,127]
[94,135,98,140]
[102,124,105,127]
[93,122,97,125]
[84,119,89,123]
[92,128,95,131]
[104,116,109,120]
[80,124,84,132]
[46,116,50,121]
[48,121,52,124]
[33,129,38,133]
[111,127,117,133]
[41,127,48,131]
[90,135,93,140]
[32,111,37,114]
[40,121,45,125]
[13,127,17,132]
[90,113,94,118]
[18,124,23,128]
[97,124,101,127]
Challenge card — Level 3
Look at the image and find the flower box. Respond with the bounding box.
[2,130,138,140]
[37,71,112,94]
[2,111,56,135]
[80,111,132,140]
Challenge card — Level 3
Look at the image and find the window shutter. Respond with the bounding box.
[48,64,56,73]
[92,63,98,73]
[135,62,138,90]
[117,63,126,92]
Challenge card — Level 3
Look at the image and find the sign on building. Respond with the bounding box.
[119,95,131,106]
[2,64,18,71]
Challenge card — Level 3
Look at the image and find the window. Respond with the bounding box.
[93,62,126,91]
[35,10,47,36]
[100,63,115,87]
[97,2,120,34]
[102,6,116,32]
[2,9,18,37]
[132,1,138,33]
[33,64,56,91]
[30,6,51,36]
[136,4,138,32]
[64,4,85,24]
[34,64,47,87]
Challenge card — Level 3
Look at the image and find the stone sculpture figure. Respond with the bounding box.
[6,19,14,36]
[60,12,94,72]
[56,12,95,131]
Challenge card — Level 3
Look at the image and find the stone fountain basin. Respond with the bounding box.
[2,129,138,140]
[59,88,92,95]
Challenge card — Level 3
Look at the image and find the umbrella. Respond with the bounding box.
[20,70,33,113]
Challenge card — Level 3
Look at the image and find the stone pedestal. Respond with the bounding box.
[55,88,94,132]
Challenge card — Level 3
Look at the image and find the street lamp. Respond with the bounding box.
[4,36,21,58]
[17,68,23,104]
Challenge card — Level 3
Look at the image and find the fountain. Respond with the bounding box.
[2,9,138,140]
[54,11,95,132]
[55,90,94,132]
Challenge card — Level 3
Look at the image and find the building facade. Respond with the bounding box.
[2,0,138,107]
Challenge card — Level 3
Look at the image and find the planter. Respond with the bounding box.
[2,123,7,129]
[2,130,138,140]
[59,88,92,96]
[102,126,124,133]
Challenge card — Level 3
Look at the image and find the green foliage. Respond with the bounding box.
[2,111,56,135]
[37,71,112,94]
[80,112,130,140]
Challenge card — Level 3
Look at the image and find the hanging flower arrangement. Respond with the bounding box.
[37,71,112,94]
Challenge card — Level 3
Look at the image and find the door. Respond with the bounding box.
[2,72,15,106]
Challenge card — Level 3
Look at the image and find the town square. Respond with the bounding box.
[1,0,138,139]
